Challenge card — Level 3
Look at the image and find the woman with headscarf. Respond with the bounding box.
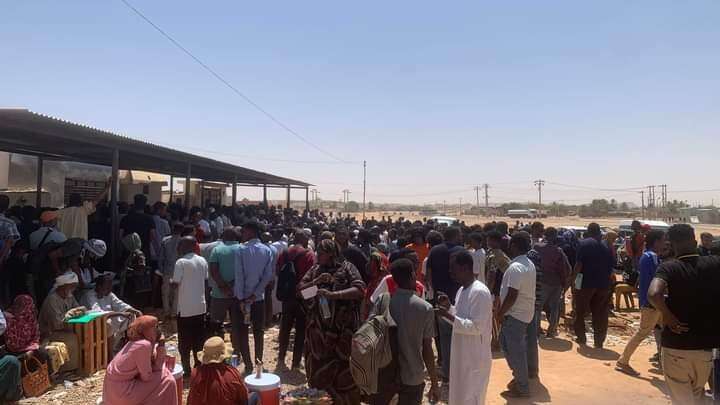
[298,239,366,405]
[38,272,85,372]
[0,311,22,403]
[103,315,177,405]
[3,294,41,354]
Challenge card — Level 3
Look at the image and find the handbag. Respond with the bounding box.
[21,355,51,398]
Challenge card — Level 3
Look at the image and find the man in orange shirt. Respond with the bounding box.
[405,227,429,284]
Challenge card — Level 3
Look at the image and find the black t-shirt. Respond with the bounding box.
[120,211,155,255]
[655,255,720,350]
[342,244,369,282]
[428,242,464,303]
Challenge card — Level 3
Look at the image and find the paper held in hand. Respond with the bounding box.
[301,285,318,299]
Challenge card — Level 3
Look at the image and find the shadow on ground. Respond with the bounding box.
[501,379,552,404]
[538,337,573,352]
[577,345,620,361]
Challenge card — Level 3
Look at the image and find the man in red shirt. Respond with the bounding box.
[276,229,316,370]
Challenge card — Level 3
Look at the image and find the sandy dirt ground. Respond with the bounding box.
[20,302,673,405]
[363,211,720,236]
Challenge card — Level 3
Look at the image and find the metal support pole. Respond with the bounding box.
[200,180,206,209]
[35,156,43,208]
[110,149,120,274]
[305,187,310,212]
[169,175,174,203]
[231,176,237,207]
[286,185,291,210]
[362,160,367,220]
[184,163,191,218]
[263,184,268,207]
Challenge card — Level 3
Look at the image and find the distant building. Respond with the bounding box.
[678,207,720,224]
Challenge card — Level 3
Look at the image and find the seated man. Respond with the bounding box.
[38,273,86,373]
[81,273,142,355]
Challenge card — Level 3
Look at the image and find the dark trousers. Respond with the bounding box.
[232,300,265,369]
[177,314,205,372]
[277,298,306,367]
[573,288,610,346]
[370,383,425,405]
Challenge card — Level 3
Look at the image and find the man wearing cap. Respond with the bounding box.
[76,239,107,291]
[188,336,254,405]
[29,210,67,251]
[38,272,86,372]
[234,220,274,372]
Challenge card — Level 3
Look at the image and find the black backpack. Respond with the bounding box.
[276,252,298,302]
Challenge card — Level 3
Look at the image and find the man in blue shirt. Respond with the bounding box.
[234,220,274,372]
[573,223,615,348]
[616,229,666,375]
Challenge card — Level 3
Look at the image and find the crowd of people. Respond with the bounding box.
[0,189,719,404]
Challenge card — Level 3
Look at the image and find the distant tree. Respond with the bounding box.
[619,202,629,211]
[346,201,360,212]
[368,201,375,211]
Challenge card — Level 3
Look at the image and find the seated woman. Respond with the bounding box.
[0,311,23,403]
[38,273,85,373]
[188,336,254,405]
[103,316,177,405]
[3,295,41,354]
[81,273,142,356]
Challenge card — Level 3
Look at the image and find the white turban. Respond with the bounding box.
[54,272,79,289]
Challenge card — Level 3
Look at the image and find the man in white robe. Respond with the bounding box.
[438,250,493,404]
[81,273,141,355]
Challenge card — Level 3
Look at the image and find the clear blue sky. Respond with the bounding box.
[2,1,719,205]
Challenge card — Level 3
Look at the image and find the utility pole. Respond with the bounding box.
[475,185,481,208]
[483,183,490,216]
[640,190,645,219]
[310,189,319,209]
[534,179,545,216]
[341,189,351,211]
[362,160,367,221]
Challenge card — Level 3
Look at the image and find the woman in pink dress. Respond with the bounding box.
[103,316,177,405]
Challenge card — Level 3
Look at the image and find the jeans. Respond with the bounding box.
[210,297,243,356]
[527,313,539,378]
[177,314,205,373]
[537,282,563,335]
[370,382,425,405]
[501,316,531,394]
[573,287,610,346]
[277,297,306,367]
[437,317,453,379]
[233,300,266,369]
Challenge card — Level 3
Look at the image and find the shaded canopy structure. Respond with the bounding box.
[0,108,312,268]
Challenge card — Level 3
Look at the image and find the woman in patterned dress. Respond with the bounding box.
[299,239,366,405]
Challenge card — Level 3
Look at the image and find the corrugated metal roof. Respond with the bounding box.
[0,109,310,187]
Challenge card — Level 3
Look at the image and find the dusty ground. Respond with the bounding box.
[364,211,720,236]
[20,300,673,405]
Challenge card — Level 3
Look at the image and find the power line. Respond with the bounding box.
[118,0,348,163]
[544,181,644,192]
